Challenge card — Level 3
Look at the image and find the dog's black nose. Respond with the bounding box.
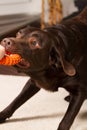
[1,38,13,47]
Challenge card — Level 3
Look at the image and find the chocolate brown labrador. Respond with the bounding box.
[0,7,87,130]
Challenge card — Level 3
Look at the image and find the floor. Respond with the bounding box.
[0,75,87,130]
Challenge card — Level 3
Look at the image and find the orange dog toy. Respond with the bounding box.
[0,45,21,66]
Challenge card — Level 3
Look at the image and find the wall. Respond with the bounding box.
[0,0,77,16]
[0,0,41,15]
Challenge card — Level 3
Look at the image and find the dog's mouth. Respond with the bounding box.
[17,58,30,69]
[6,51,30,69]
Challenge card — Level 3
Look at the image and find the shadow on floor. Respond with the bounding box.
[5,112,64,124]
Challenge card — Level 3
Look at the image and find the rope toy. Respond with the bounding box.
[41,0,63,29]
[0,45,21,66]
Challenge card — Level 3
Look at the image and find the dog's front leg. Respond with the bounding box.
[57,91,84,130]
[0,79,40,123]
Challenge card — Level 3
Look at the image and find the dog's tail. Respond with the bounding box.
[78,6,87,23]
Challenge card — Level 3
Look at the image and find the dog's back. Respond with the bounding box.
[78,7,87,23]
[65,7,87,85]
[65,7,87,24]
[73,7,87,80]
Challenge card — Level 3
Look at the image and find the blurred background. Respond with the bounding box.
[0,0,86,39]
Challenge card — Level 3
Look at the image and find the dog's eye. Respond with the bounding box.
[31,40,37,46]
[31,40,41,49]
[29,38,41,49]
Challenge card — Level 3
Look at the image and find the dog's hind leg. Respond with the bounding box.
[57,91,85,130]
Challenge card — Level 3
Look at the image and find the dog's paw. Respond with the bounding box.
[0,111,12,123]
[0,112,7,123]
[0,117,6,123]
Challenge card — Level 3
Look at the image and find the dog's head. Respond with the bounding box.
[1,26,76,76]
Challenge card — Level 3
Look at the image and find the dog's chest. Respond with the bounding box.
[35,78,58,91]
[34,68,60,91]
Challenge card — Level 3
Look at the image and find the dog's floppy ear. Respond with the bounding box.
[49,45,76,76]
[58,48,76,76]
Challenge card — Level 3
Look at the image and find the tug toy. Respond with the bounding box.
[0,45,21,66]
[41,0,63,29]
